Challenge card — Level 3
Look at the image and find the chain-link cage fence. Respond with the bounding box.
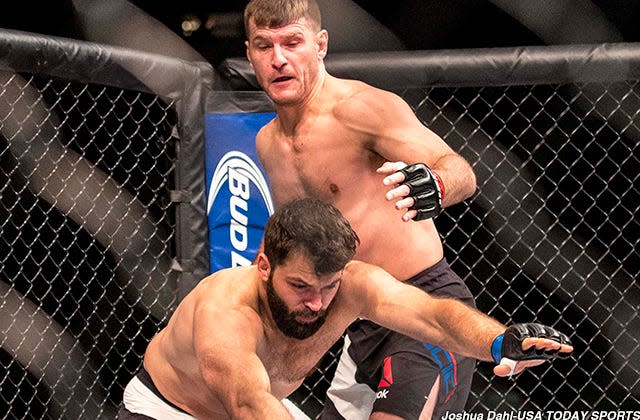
[419,81,639,412]
[0,31,211,419]
[1,30,639,419]
[0,72,178,419]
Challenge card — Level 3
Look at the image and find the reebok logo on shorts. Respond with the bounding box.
[377,356,393,389]
[375,357,391,399]
[376,389,389,399]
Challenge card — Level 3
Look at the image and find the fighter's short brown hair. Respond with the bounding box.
[263,198,359,275]
[244,0,322,37]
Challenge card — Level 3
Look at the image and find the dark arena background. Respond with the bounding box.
[1,1,639,418]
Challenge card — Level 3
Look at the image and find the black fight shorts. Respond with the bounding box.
[322,258,476,420]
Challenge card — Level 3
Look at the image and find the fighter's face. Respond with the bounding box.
[245,18,327,106]
[265,252,341,340]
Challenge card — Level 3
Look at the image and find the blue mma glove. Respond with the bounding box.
[397,163,445,221]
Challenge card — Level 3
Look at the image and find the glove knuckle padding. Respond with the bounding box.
[398,163,441,221]
[502,323,572,361]
[400,163,429,181]
[406,177,435,195]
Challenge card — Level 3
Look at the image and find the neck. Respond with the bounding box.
[275,70,328,134]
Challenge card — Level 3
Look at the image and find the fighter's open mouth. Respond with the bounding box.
[273,76,293,83]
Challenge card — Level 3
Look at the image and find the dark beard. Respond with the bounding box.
[266,273,330,340]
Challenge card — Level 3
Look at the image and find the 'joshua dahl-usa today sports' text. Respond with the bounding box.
[442,411,640,420]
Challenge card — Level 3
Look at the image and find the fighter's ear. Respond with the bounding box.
[256,253,271,281]
[245,41,254,67]
[317,29,328,59]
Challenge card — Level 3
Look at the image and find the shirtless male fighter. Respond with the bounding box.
[244,0,480,418]
[118,198,573,419]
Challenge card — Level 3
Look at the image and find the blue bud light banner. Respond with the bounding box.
[205,112,275,272]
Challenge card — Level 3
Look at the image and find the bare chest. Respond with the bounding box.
[264,130,380,204]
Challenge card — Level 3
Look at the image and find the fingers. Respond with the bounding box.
[379,161,408,187]
[382,171,406,187]
[493,358,517,377]
[522,337,574,355]
[494,326,573,379]
[394,196,414,210]
[377,161,416,222]
[493,364,512,377]
[383,190,416,222]
[560,343,574,354]
[377,161,407,177]
[494,338,574,378]
[380,161,411,200]
[494,359,545,377]
[402,209,417,222]
[385,185,410,201]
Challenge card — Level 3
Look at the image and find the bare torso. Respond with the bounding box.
[258,77,443,280]
[143,266,353,418]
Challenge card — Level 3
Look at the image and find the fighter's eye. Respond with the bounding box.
[324,282,339,291]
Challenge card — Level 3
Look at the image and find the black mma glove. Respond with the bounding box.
[396,163,445,221]
[491,323,572,364]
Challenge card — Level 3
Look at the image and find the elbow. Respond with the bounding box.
[459,162,477,201]
[466,168,478,200]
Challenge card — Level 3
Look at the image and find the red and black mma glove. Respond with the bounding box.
[396,163,446,221]
[491,323,572,364]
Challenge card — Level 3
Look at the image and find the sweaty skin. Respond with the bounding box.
[249,19,476,281]
[142,254,572,418]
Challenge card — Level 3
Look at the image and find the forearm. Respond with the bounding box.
[427,297,505,361]
[431,153,476,207]
[198,340,289,419]
[361,263,573,373]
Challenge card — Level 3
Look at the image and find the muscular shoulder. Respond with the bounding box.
[255,119,277,156]
[189,268,264,347]
[336,81,405,112]
[193,268,261,323]
[331,80,415,138]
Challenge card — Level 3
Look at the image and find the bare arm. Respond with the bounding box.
[348,262,503,360]
[338,87,476,208]
[193,304,293,419]
[344,261,573,374]
[418,153,476,208]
